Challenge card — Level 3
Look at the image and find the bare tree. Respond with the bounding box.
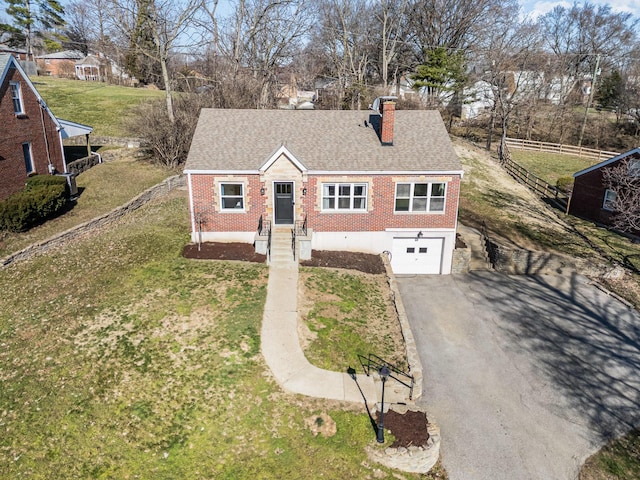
[602,157,640,233]
[106,0,200,121]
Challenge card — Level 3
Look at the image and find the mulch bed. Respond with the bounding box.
[300,250,386,274]
[182,242,266,263]
[182,242,386,274]
[378,409,430,448]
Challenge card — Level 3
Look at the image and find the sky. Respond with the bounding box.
[519,0,640,19]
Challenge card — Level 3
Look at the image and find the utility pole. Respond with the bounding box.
[578,53,601,148]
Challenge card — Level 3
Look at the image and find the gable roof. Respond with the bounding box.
[36,50,84,60]
[185,109,462,174]
[0,54,91,140]
[573,147,640,178]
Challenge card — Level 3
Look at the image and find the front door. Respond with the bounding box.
[274,182,294,224]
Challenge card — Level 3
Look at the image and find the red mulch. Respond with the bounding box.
[378,409,430,448]
[182,243,386,274]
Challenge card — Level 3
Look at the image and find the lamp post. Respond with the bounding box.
[377,365,390,443]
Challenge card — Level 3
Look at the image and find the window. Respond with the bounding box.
[220,183,244,210]
[603,189,617,211]
[395,182,446,213]
[629,159,640,177]
[22,142,33,174]
[10,81,24,114]
[322,183,367,211]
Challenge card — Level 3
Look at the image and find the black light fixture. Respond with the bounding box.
[377,365,391,443]
[417,231,423,239]
[260,186,265,196]
[302,187,307,196]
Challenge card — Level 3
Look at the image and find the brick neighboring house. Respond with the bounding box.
[569,148,640,230]
[184,101,464,274]
[0,54,92,201]
[36,50,84,77]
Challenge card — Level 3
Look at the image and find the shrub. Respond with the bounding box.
[556,176,574,194]
[0,175,68,232]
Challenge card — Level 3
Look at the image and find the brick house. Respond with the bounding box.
[569,148,640,229]
[35,50,84,77]
[184,100,463,274]
[0,54,92,201]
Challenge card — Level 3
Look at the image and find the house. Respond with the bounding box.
[0,54,93,201]
[36,50,84,77]
[184,100,463,274]
[75,54,110,81]
[568,148,640,230]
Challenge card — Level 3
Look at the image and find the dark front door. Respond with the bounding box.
[274,182,294,224]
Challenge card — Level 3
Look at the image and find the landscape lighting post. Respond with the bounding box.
[377,365,390,443]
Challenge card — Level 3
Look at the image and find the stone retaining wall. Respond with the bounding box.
[64,136,142,148]
[1,175,184,268]
[67,154,102,175]
[451,244,470,274]
[382,254,423,402]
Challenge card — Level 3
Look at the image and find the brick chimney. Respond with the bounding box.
[380,100,395,146]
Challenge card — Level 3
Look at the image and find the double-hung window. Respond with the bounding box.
[628,159,640,177]
[603,189,617,211]
[220,183,244,210]
[322,183,367,211]
[10,81,24,115]
[395,182,446,212]
[22,142,34,174]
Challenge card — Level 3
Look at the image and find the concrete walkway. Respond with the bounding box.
[260,230,378,404]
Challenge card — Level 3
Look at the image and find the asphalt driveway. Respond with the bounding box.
[396,271,640,480]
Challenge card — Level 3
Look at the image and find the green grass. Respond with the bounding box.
[510,150,598,185]
[0,155,172,258]
[31,77,164,137]
[580,429,640,480]
[301,269,406,372]
[0,194,417,479]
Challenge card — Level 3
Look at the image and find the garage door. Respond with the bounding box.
[391,237,444,274]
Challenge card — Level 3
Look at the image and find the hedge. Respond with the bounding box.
[0,175,69,232]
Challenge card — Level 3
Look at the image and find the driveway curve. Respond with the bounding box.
[397,271,640,480]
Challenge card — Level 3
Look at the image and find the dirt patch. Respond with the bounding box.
[301,250,386,274]
[182,242,266,262]
[378,409,430,448]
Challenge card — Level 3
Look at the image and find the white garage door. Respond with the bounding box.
[391,237,444,274]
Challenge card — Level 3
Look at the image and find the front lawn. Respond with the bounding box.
[0,194,423,479]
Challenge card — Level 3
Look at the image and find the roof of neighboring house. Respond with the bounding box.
[36,50,84,60]
[573,148,638,178]
[0,42,27,54]
[185,109,462,173]
[76,54,104,66]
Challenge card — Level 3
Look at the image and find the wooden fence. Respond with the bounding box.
[499,145,569,211]
[505,137,619,162]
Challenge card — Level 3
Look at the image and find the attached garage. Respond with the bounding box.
[391,237,444,274]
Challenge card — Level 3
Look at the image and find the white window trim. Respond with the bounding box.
[22,142,34,174]
[321,182,368,212]
[603,188,617,211]
[10,81,24,115]
[219,182,245,212]
[394,182,447,213]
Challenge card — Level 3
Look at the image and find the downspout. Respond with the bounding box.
[187,173,196,237]
[39,99,55,173]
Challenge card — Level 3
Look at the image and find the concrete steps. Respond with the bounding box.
[458,224,493,271]
[269,227,296,265]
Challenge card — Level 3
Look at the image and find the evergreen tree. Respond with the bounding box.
[5,0,65,57]
[411,47,467,106]
[124,0,162,85]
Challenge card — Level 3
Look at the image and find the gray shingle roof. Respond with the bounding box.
[185,109,462,173]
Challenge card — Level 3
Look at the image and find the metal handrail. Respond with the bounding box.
[296,215,308,236]
[360,353,415,400]
[257,216,271,237]
[291,227,296,260]
[267,227,272,262]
